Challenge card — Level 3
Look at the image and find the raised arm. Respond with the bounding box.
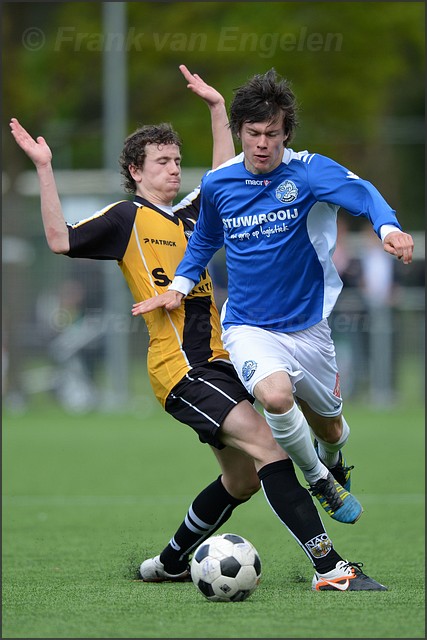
[179,64,235,168]
[9,118,70,254]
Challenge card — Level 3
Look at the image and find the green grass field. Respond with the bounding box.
[2,395,425,638]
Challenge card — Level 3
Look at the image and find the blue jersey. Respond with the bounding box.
[175,149,401,332]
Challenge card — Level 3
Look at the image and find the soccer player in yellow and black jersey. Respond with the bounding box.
[10,65,386,591]
[67,187,227,412]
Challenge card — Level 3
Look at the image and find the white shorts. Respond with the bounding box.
[222,320,343,417]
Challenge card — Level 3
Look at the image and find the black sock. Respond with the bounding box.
[258,459,342,574]
[159,476,247,573]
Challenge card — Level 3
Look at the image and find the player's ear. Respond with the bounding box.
[128,164,140,180]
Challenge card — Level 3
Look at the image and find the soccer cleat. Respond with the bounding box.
[314,439,354,491]
[329,452,354,492]
[312,560,388,591]
[309,472,363,524]
[139,555,191,582]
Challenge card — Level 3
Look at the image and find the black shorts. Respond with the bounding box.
[165,360,254,449]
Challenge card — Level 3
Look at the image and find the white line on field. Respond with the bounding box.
[2,493,425,507]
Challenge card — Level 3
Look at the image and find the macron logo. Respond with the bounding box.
[346,171,360,180]
[245,179,271,186]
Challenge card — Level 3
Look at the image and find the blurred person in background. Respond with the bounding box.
[330,216,366,398]
[359,221,397,404]
[43,277,103,412]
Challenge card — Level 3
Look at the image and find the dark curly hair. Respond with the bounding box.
[119,123,182,193]
[229,68,298,146]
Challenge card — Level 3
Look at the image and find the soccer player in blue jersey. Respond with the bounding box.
[133,68,414,528]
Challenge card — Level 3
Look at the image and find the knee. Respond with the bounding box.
[316,417,343,443]
[258,390,293,414]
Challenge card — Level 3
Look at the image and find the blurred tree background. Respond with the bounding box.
[2,2,425,410]
[3,1,424,225]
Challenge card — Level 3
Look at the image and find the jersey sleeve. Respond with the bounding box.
[66,200,136,260]
[175,175,224,283]
[306,154,402,236]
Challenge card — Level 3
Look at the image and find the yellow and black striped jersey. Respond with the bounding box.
[67,191,230,406]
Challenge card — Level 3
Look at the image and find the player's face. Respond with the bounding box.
[240,117,287,174]
[132,143,181,204]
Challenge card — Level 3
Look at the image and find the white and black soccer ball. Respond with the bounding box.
[190,533,262,602]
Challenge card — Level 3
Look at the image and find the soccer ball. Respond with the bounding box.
[190,533,262,602]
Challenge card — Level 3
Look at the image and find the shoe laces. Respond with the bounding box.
[332,454,354,474]
[309,475,343,511]
[330,458,354,486]
[341,464,354,473]
[343,561,364,575]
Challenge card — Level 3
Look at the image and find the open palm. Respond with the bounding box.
[9,118,52,168]
[179,64,225,109]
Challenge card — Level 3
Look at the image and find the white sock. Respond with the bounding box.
[264,403,328,484]
[316,416,350,468]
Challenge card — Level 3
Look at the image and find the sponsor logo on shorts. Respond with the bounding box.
[242,360,257,382]
[275,180,298,203]
[305,533,332,558]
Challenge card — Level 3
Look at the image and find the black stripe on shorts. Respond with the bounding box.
[165,360,254,449]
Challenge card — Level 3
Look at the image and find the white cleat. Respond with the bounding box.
[312,560,387,591]
[139,555,191,582]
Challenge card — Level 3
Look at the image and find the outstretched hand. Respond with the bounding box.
[383,230,414,264]
[9,118,52,168]
[179,64,225,109]
[132,290,184,316]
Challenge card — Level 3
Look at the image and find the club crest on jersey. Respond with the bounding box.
[275,180,298,203]
[305,534,332,558]
[242,360,257,382]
